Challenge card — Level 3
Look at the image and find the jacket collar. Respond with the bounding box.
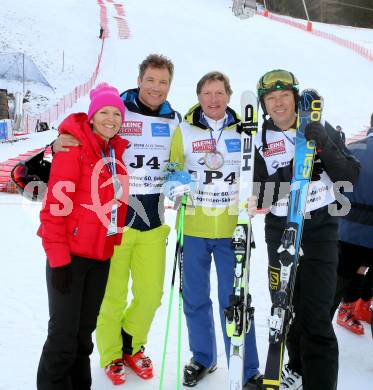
[183,104,239,130]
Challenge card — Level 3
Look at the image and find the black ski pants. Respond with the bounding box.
[37,255,110,390]
[267,241,339,390]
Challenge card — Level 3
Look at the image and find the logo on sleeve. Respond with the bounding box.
[120,121,143,136]
[225,138,241,153]
[151,123,170,137]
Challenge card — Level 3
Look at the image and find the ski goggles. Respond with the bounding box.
[257,70,299,97]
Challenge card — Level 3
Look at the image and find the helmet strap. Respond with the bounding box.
[261,113,269,152]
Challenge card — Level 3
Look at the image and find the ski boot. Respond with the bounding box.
[280,365,302,389]
[183,359,217,387]
[354,298,372,324]
[337,302,364,335]
[104,358,126,385]
[123,346,153,379]
[244,372,264,389]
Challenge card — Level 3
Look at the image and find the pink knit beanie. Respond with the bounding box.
[87,82,125,123]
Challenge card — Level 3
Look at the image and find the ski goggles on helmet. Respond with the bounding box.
[257,69,299,98]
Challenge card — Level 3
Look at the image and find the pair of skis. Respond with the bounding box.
[226,89,321,390]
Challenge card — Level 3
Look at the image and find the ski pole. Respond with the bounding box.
[176,194,187,389]
[159,194,187,390]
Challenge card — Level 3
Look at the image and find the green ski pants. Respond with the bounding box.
[96,224,170,367]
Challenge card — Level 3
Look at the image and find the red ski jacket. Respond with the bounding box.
[38,113,129,267]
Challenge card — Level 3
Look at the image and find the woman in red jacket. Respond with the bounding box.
[37,83,129,390]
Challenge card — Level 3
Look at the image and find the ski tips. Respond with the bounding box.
[240,90,258,104]
[240,90,258,124]
[299,89,323,112]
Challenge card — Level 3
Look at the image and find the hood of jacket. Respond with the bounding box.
[183,103,240,130]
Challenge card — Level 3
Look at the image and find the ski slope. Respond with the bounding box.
[1,1,373,389]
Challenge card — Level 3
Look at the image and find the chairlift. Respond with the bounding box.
[232,0,257,20]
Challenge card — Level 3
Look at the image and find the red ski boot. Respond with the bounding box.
[353,298,372,324]
[123,347,153,379]
[337,302,364,335]
[104,359,126,385]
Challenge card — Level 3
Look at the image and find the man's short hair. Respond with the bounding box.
[336,125,342,131]
[196,71,233,97]
[138,54,174,81]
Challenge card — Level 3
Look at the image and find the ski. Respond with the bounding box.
[225,90,258,389]
[262,89,322,390]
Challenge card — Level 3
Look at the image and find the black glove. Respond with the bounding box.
[304,122,328,149]
[51,263,72,294]
[311,161,324,181]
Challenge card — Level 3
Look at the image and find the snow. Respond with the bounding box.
[0,130,57,161]
[0,0,100,115]
[1,1,373,389]
[311,20,373,52]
